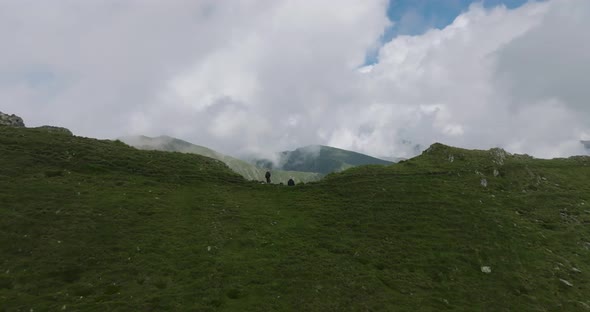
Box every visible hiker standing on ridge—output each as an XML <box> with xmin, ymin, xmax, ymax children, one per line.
<box><xmin>265</xmin><ymin>171</ymin><xmax>271</xmax><ymax>184</ymax></box>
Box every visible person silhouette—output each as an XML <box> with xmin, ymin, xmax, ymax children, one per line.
<box><xmin>265</xmin><ymin>171</ymin><xmax>271</xmax><ymax>184</ymax></box>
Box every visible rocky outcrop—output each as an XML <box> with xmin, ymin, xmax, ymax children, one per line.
<box><xmin>0</xmin><ymin>111</ymin><xmax>25</xmax><ymax>127</ymax></box>
<box><xmin>489</xmin><ymin>147</ymin><xmax>510</xmax><ymax>165</ymax></box>
<box><xmin>34</xmin><ymin>126</ymin><xmax>73</xmax><ymax>136</ymax></box>
<box><xmin>0</xmin><ymin>112</ymin><xmax>73</xmax><ymax>135</ymax></box>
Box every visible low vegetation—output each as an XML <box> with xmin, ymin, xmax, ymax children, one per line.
<box><xmin>1</xmin><ymin>126</ymin><xmax>589</xmax><ymax>311</ymax></box>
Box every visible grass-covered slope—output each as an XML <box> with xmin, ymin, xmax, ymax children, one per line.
<box><xmin>258</xmin><ymin>145</ymin><xmax>393</xmax><ymax>174</ymax></box>
<box><xmin>120</xmin><ymin>135</ymin><xmax>321</xmax><ymax>184</ymax></box>
<box><xmin>2</xmin><ymin>128</ymin><xmax>590</xmax><ymax>311</ymax></box>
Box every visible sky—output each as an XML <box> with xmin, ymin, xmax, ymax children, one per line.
<box><xmin>1</xmin><ymin>0</ymin><xmax>589</xmax><ymax>160</ymax></box>
<box><xmin>388</xmin><ymin>0</ymin><xmax>534</xmax><ymax>33</ymax></box>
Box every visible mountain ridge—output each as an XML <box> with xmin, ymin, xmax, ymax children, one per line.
<box><xmin>254</xmin><ymin>144</ymin><xmax>394</xmax><ymax>174</ymax></box>
<box><xmin>1</xmin><ymin>126</ymin><xmax>590</xmax><ymax>310</ymax></box>
<box><xmin>120</xmin><ymin>135</ymin><xmax>322</xmax><ymax>184</ymax></box>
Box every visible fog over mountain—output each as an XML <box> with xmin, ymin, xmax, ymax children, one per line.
<box><xmin>1</xmin><ymin>0</ymin><xmax>589</xmax><ymax>159</ymax></box>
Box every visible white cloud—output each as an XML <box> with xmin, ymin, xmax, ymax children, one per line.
<box><xmin>0</xmin><ymin>0</ymin><xmax>588</xmax><ymax>159</ymax></box>
<box><xmin>351</xmin><ymin>0</ymin><xmax>589</xmax><ymax>158</ymax></box>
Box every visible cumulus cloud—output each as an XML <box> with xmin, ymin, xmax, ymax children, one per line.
<box><xmin>0</xmin><ymin>0</ymin><xmax>588</xmax><ymax>159</ymax></box>
<box><xmin>355</xmin><ymin>0</ymin><xmax>589</xmax><ymax>158</ymax></box>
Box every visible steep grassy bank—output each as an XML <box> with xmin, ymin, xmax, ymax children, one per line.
<box><xmin>1</xmin><ymin>127</ymin><xmax>589</xmax><ymax>311</ymax></box>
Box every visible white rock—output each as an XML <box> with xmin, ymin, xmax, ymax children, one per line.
<box><xmin>490</xmin><ymin>148</ymin><xmax>509</xmax><ymax>165</ymax></box>
<box><xmin>481</xmin><ymin>179</ymin><xmax>488</xmax><ymax>187</ymax></box>
<box><xmin>560</xmin><ymin>279</ymin><xmax>573</xmax><ymax>287</ymax></box>
<box><xmin>481</xmin><ymin>266</ymin><xmax>492</xmax><ymax>273</ymax></box>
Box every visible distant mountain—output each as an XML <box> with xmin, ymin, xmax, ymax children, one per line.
<box><xmin>582</xmin><ymin>140</ymin><xmax>590</xmax><ymax>151</ymax></box>
<box><xmin>120</xmin><ymin>135</ymin><xmax>321</xmax><ymax>183</ymax></box>
<box><xmin>256</xmin><ymin>145</ymin><xmax>393</xmax><ymax>175</ymax></box>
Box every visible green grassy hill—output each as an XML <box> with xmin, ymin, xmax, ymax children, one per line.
<box><xmin>2</xmin><ymin>127</ymin><xmax>590</xmax><ymax>311</ymax></box>
<box><xmin>120</xmin><ymin>135</ymin><xmax>321</xmax><ymax>184</ymax></box>
<box><xmin>256</xmin><ymin>145</ymin><xmax>393</xmax><ymax>174</ymax></box>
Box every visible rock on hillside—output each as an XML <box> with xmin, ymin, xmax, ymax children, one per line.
<box><xmin>0</xmin><ymin>111</ymin><xmax>25</xmax><ymax>127</ymax></box>
<box><xmin>0</xmin><ymin>112</ymin><xmax>73</xmax><ymax>135</ymax></box>
<box><xmin>34</xmin><ymin>126</ymin><xmax>73</xmax><ymax>136</ymax></box>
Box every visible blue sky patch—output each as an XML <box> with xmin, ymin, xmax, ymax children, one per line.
<box><xmin>364</xmin><ymin>0</ymin><xmax>542</xmax><ymax>65</ymax></box>
<box><xmin>23</xmin><ymin>69</ymin><xmax>57</xmax><ymax>88</ymax></box>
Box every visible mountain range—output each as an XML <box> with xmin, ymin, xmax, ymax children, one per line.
<box><xmin>119</xmin><ymin>135</ymin><xmax>322</xmax><ymax>184</ymax></box>
<box><xmin>120</xmin><ymin>136</ymin><xmax>394</xmax><ymax>182</ymax></box>
<box><xmin>253</xmin><ymin>145</ymin><xmax>393</xmax><ymax>174</ymax></box>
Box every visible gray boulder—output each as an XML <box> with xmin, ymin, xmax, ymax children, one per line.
<box><xmin>0</xmin><ymin>111</ymin><xmax>25</xmax><ymax>127</ymax></box>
